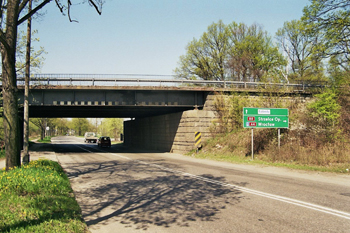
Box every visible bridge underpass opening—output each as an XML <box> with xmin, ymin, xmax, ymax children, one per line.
<box><xmin>13</xmin><ymin>80</ymin><xmax>313</xmax><ymax>153</ymax></box>
<box><xmin>23</xmin><ymin>107</ymin><xmax>200</xmax><ymax>153</ymax></box>
<box><xmin>17</xmin><ymin>86</ymin><xmax>210</xmax><ymax>153</ymax></box>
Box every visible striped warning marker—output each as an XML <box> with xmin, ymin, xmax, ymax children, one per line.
<box><xmin>195</xmin><ymin>131</ymin><xmax>201</xmax><ymax>148</ymax></box>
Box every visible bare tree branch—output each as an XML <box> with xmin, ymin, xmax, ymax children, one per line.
<box><xmin>17</xmin><ymin>0</ymin><xmax>103</xmax><ymax>25</ymax></box>
<box><xmin>18</xmin><ymin>0</ymin><xmax>30</xmax><ymax>15</ymax></box>
<box><xmin>54</xmin><ymin>0</ymin><xmax>64</xmax><ymax>13</ymax></box>
<box><xmin>17</xmin><ymin>0</ymin><xmax>52</xmax><ymax>25</ymax></box>
<box><xmin>88</xmin><ymin>0</ymin><xmax>102</xmax><ymax>15</ymax></box>
<box><xmin>67</xmin><ymin>0</ymin><xmax>78</xmax><ymax>22</ymax></box>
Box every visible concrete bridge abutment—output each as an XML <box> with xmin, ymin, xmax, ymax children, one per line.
<box><xmin>123</xmin><ymin>93</ymin><xmax>312</xmax><ymax>154</ymax></box>
<box><xmin>124</xmin><ymin>95</ymin><xmax>217</xmax><ymax>154</ymax></box>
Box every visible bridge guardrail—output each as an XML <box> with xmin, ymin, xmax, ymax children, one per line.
<box><xmin>1</xmin><ymin>74</ymin><xmax>328</xmax><ymax>91</ymax></box>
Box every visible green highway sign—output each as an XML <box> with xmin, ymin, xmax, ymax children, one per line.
<box><xmin>243</xmin><ymin>107</ymin><xmax>289</xmax><ymax>128</ymax></box>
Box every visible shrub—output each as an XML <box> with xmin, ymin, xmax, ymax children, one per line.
<box><xmin>207</xmin><ymin>89</ymin><xmax>350</xmax><ymax>166</ymax></box>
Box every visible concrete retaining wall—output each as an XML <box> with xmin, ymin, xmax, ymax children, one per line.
<box><xmin>124</xmin><ymin>94</ymin><xmax>217</xmax><ymax>153</ymax></box>
<box><xmin>123</xmin><ymin>94</ymin><xmax>311</xmax><ymax>154</ymax></box>
<box><xmin>124</xmin><ymin>113</ymin><xmax>182</xmax><ymax>152</ymax></box>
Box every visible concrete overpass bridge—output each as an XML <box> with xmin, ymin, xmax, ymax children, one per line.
<box><xmin>9</xmin><ymin>74</ymin><xmax>322</xmax><ymax>153</ymax></box>
<box><xmin>14</xmin><ymin>74</ymin><xmax>319</xmax><ymax>118</ymax></box>
<box><xmin>18</xmin><ymin>86</ymin><xmax>206</xmax><ymax>118</ymax></box>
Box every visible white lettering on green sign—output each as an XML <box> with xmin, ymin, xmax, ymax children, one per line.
<box><xmin>258</xmin><ymin>109</ymin><xmax>270</xmax><ymax>114</ymax></box>
<box><xmin>258</xmin><ymin>117</ymin><xmax>273</xmax><ymax>121</ymax></box>
<box><xmin>243</xmin><ymin>107</ymin><xmax>289</xmax><ymax>128</ymax></box>
<box><xmin>258</xmin><ymin>122</ymin><xmax>275</xmax><ymax>127</ymax></box>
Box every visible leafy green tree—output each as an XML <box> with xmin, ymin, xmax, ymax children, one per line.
<box><xmin>276</xmin><ymin>20</ymin><xmax>325</xmax><ymax>81</ymax></box>
<box><xmin>71</xmin><ymin>118</ymin><xmax>90</xmax><ymax>136</ymax></box>
<box><xmin>28</xmin><ymin>120</ymin><xmax>40</xmax><ymax>137</ymax></box>
<box><xmin>30</xmin><ymin>118</ymin><xmax>55</xmax><ymax>140</ymax></box>
<box><xmin>175</xmin><ymin>20</ymin><xmax>230</xmax><ymax>81</ymax></box>
<box><xmin>307</xmin><ymin>89</ymin><xmax>341</xmax><ymax>140</ymax></box>
<box><xmin>303</xmin><ymin>0</ymin><xmax>350</xmax><ymax>70</ymax></box>
<box><xmin>175</xmin><ymin>21</ymin><xmax>285</xmax><ymax>82</ymax></box>
<box><xmin>100</xmin><ymin>118</ymin><xmax>123</xmax><ymax>141</ymax></box>
<box><xmin>15</xmin><ymin>30</ymin><xmax>46</xmax><ymax>75</ymax></box>
<box><xmin>327</xmin><ymin>56</ymin><xmax>350</xmax><ymax>85</ymax></box>
<box><xmin>51</xmin><ymin>118</ymin><xmax>69</xmax><ymax>136</ymax></box>
<box><xmin>0</xmin><ymin>0</ymin><xmax>103</xmax><ymax>170</ymax></box>
<box><xmin>227</xmin><ymin>22</ymin><xmax>285</xmax><ymax>82</ymax></box>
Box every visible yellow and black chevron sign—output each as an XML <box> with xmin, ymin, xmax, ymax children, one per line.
<box><xmin>195</xmin><ymin>131</ymin><xmax>201</xmax><ymax>148</ymax></box>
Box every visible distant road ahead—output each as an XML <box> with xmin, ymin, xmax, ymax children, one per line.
<box><xmin>47</xmin><ymin>136</ymin><xmax>350</xmax><ymax>233</ymax></box>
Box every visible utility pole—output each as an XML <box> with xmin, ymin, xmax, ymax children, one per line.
<box><xmin>22</xmin><ymin>0</ymin><xmax>32</xmax><ymax>164</ymax></box>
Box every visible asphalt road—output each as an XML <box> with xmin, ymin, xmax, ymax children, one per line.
<box><xmin>44</xmin><ymin>136</ymin><xmax>350</xmax><ymax>232</ymax></box>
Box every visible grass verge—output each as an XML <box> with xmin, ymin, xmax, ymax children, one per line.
<box><xmin>188</xmin><ymin>150</ymin><xmax>350</xmax><ymax>173</ymax></box>
<box><xmin>0</xmin><ymin>159</ymin><xmax>89</xmax><ymax>232</ymax></box>
<box><xmin>37</xmin><ymin>137</ymin><xmax>51</xmax><ymax>143</ymax></box>
<box><xmin>190</xmin><ymin>130</ymin><xmax>350</xmax><ymax>174</ymax></box>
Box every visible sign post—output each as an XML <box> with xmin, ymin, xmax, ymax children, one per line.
<box><xmin>243</xmin><ymin>107</ymin><xmax>289</xmax><ymax>159</ymax></box>
<box><xmin>278</xmin><ymin>128</ymin><xmax>281</xmax><ymax>150</ymax></box>
<box><xmin>251</xmin><ymin>128</ymin><xmax>254</xmax><ymax>160</ymax></box>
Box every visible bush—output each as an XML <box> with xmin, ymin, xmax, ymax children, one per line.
<box><xmin>207</xmin><ymin>90</ymin><xmax>350</xmax><ymax>167</ymax></box>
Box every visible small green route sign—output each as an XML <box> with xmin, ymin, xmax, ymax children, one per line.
<box><xmin>243</xmin><ymin>107</ymin><xmax>289</xmax><ymax>128</ymax></box>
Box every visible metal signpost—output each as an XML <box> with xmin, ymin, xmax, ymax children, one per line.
<box><xmin>243</xmin><ymin>107</ymin><xmax>289</xmax><ymax>159</ymax></box>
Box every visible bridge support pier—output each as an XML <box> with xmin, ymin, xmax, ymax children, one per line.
<box><xmin>124</xmin><ymin>95</ymin><xmax>216</xmax><ymax>154</ymax></box>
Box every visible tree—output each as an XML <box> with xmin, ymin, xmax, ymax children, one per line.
<box><xmin>100</xmin><ymin>118</ymin><xmax>123</xmax><ymax>141</ymax></box>
<box><xmin>276</xmin><ymin>20</ymin><xmax>325</xmax><ymax>81</ymax></box>
<box><xmin>16</xmin><ymin>30</ymin><xmax>46</xmax><ymax>75</ymax></box>
<box><xmin>71</xmin><ymin>118</ymin><xmax>90</xmax><ymax>136</ymax></box>
<box><xmin>227</xmin><ymin>22</ymin><xmax>285</xmax><ymax>82</ymax></box>
<box><xmin>55</xmin><ymin>118</ymin><xmax>69</xmax><ymax>135</ymax></box>
<box><xmin>45</xmin><ymin>118</ymin><xmax>69</xmax><ymax>136</ymax></box>
<box><xmin>303</xmin><ymin>0</ymin><xmax>350</xmax><ymax>70</ymax></box>
<box><xmin>30</xmin><ymin>118</ymin><xmax>53</xmax><ymax>140</ymax></box>
<box><xmin>0</xmin><ymin>0</ymin><xmax>103</xmax><ymax>170</ymax></box>
<box><xmin>174</xmin><ymin>20</ymin><xmax>230</xmax><ymax>81</ymax></box>
<box><xmin>328</xmin><ymin>56</ymin><xmax>350</xmax><ymax>85</ymax></box>
<box><xmin>23</xmin><ymin>0</ymin><xmax>33</xmax><ymax>164</ymax></box>
<box><xmin>307</xmin><ymin>89</ymin><xmax>341</xmax><ymax>140</ymax></box>
<box><xmin>175</xmin><ymin>21</ymin><xmax>285</xmax><ymax>82</ymax></box>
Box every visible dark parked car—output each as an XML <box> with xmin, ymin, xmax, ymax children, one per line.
<box><xmin>97</xmin><ymin>136</ymin><xmax>111</xmax><ymax>148</ymax></box>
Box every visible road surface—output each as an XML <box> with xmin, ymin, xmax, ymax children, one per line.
<box><xmin>37</xmin><ymin>136</ymin><xmax>350</xmax><ymax>232</ymax></box>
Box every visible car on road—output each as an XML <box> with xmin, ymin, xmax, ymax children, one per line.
<box><xmin>97</xmin><ymin>136</ymin><xmax>111</xmax><ymax>148</ymax></box>
<box><xmin>84</xmin><ymin>132</ymin><xmax>98</xmax><ymax>143</ymax></box>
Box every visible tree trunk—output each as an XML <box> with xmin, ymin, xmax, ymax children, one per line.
<box><xmin>1</xmin><ymin>1</ymin><xmax>21</xmax><ymax>170</ymax></box>
<box><xmin>23</xmin><ymin>0</ymin><xmax>33</xmax><ymax>163</ymax></box>
<box><xmin>41</xmin><ymin>124</ymin><xmax>45</xmax><ymax>140</ymax></box>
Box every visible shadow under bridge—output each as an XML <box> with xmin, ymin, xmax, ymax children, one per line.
<box><xmin>17</xmin><ymin>86</ymin><xmax>208</xmax><ymax>118</ymax></box>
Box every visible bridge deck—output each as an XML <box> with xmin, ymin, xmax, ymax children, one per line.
<box><xmin>17</xmin><ymin>86</ymin><xmax>208</xmax><ymax>118</ymax></box>
<box><xmin>14</xmin><ymin>84</ymin><xmax>317</xmax><ymax>118</ymax></box>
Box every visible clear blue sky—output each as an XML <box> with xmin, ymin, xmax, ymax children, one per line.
<box><xmin>29</xmin><ymin>0</ymin><xmax>311</xmax><ymax>75</ymax></box>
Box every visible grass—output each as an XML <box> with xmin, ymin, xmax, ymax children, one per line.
<box><xmin>37</xmin><ymin>137</ymin><xmax>51</xmax><ymax>143</ymax></box>
<box><xmin>190</xmin><ymin>129</ymin><xmax>350</xmax><ymax>174</ymax></box>
<box><xmin>0</xmin><ymin>159</ymin><xmax>89</xmax><ymax>233</ymax></box>
<box><xmin>188</xmin><ymin>150</ymin><xmax>350</xmax><ymax>173</ymax></box>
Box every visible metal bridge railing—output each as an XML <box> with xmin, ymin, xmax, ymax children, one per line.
<box><xmin>2</xmin><ymin>74</ymin><xmax>327</xmax><ymax>91</ymax></box>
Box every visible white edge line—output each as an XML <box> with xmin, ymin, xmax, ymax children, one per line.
<box><xmin>75</xmin><ymin>146</ymin><xmax>350</xmax><ymax>221</ymax></box>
